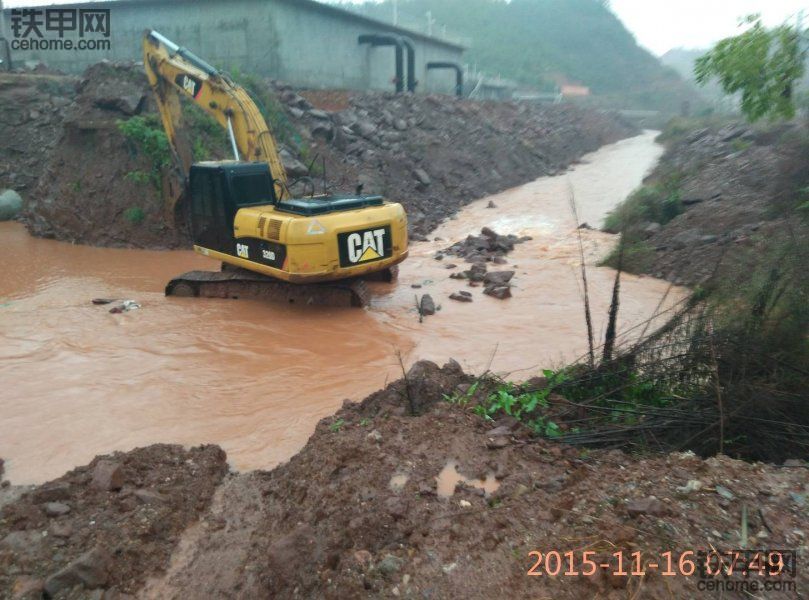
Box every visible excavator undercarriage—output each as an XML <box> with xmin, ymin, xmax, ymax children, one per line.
<box><xmin>166</xmin><ymin>264</ymin><xmax>398</xmax><ymax>307</ymax></box>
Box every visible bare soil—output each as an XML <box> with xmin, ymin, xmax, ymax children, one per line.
<box><xmin>0</xmin><ymin>444</ymin><xmax>226</xmax><ymax>599</ymax></box>
<box><xmin>2</xmin><ymin>363</ymin><xmax>806</xmax><ymax>599</ymax></box>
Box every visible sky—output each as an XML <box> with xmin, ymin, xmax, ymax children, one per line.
<box><xmin>608</xmin><ymin>0</ymin><xmax>807</xmax><ymax>55</ymax></box>
<box><xmin>2</xmin><ymin>0</ymin><xmax>807</xmax><ymax>56</ymax></box>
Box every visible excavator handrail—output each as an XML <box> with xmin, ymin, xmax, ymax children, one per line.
<box><xmin>142</xmin><ymin>30</ymin><xmax>289</xmax><ymax>222</ymax></box>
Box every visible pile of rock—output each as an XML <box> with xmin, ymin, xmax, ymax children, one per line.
<box><xmin>438</xmin><ymin>227</ymin><xmax>530</xmax><ymax>264</ymax></box>
<box><xmin>439</xmin><ymin>227</ymin><xmax>529</xmax><ymax>301</ymax></box>
<box><xmin>268</xmin><ymin>80</ymin><xmax>636</xmax><ymax>239</ymax></box>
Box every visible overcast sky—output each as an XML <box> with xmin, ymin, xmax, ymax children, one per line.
<box><xmin>609</xmin><ymin>0</ymin><xmax>806</xmax><ymax>55</ymax></box>
<box><xmin>2</xmin><ymin>0</ymin><xmax>807</xmax><ymax>56</ymax></box>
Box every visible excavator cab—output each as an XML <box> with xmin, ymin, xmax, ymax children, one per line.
<box><xmin>189</xmin><ymin>161</ymin><xmax>274</xmax><ymax>254</ymax></box>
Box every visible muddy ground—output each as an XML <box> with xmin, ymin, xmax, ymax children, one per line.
<box><xmin>0</xmin><ymin>444</ymin><xmax>226</xmax><ymax>599</ymax></box>
<box><xmin>2</xmin><ymin>362</ymin><xmax>806</xmax><ymax>599</ymax></box>
<box><xmin>1</xmin><ymin>62</ymin><xmax>636</xmax><ymax>248</ymax></box>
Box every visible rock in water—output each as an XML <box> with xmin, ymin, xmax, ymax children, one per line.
<box><xmin>449</xmin><ymin>291</ymin><xmax>473</xmax><ymax>302</ymax></box>
<box><xmin>0</xmin><ymin>190</ymin><xmax>22</xmax><ymax>221</ymax></box>
<box><xmin>483</xmin><ymin>271</ymin><xmax>515</xmax><ymax>286</ymax></box>
<box><xmin>484</xmin><ymin>285</ymin><xmax>512</xmax><ymax>300</ymax></box>
<box><xmin>420</xmin><ymin>294</ymin><xmax>436</xmax><ymax>316</ymax></box>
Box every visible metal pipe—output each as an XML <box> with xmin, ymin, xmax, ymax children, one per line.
<box><xmin>358</xmin><ymin>34</ymin><xmax>404</xmax><ymax>93</ymax></box>
<box><xmin>399</xmin><ymin>37</ymin><xmax>416</xmax><ymax>92</ymax></box>
<box><xmin>426</xmin><ymin>61</ymin><xmax>464</xmax><ymax>98</ymax></box>
<box><xmin>226</xmin><ymin>116</ymin><xmax>240</xmax><ymax>160</ymax></box>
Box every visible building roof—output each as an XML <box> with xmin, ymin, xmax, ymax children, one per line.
<box><xmin>2</xmin><ymin>0</ymin><xmax>467</xmax><ymax>51</ymax></box>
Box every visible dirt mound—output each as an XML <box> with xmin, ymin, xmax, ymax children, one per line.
<box><xmin>18</xmin><ymin>62</ymin><xmax>191</xmax><ymax>249</ymax></box>
<box><xmin>7</xmin><ymin>61</ymin><xmax>636</xmax><ymax>248</ymax></box>
<box><xmin>0</xmin><ymin>73</ymin><xmax>75</xmax><ymax>196</ymax></box>
<box><xmin>244</xmin><ymin>362</ymin><xmax>807</xmax><ymax>598</ymax></box>
<box><xmin>0</xmin><ymin>444</ymin><xmax>226</xmax><ymax>599</ymax></box>
<box><xmin>2</xmin><ymin>364</ymin><xmax>806</xmax><ymax>598</ymax></box>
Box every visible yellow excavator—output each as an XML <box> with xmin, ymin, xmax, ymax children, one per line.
<box><xmin>142</xmin><ymin>30</ymin><xmax>408</xmax><ymax>306</ymax></box>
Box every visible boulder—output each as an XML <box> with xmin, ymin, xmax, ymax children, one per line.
<box><xmin>44</xmin><ymin>547</ymin><xmax>113</xmax><ymax>596</ymax></box>
<box><xmin>91</xmin><ymin>460</ymin><xmax>124</xmax><ymax>491</ymax></box>
<box><xmin>32</xmin><ymin>481</ymin><xmax>71</xmax><ymax>503</ymax></box>
<box><xmin>351</xmin><ymin>120</ymin><xmax>377</xmax><ymax>139</ymax></box>
<box><xmin>484</xmin><ymin>285</ymin><xmax>512</xmax><ymax>300</ymax></box>
<box><xmin>311</xmin><ymin>121</ymin><xmax>333</xmax><ymax>140</ymax></box>
<box><xmin>483</xmin><ymin>271</ymin><xmax>515</xmax><ymax>286</ymax></box>
<box><xmin>413</xmin><ymin>168</ymin><xmax>431</xmax><ymax>186</ymax></box>
<box><xmin>419</xmin><ymin>294</ymin><xmax>436</xmax><ymax>316</ymax></box>
<box><xmin>279</xmin><ymin>149</ymin><xmax>309</xmax><ymax>178</ymax></box>
<box><xmin>307</xmin><ymin>109</ymin><xmax>331</xmax><ymax>120</ymax></box>
<box><xmin>44</xmin><ymin>502</ymin><xmax>71</xmax><ymax>517</ymax></box>
<box><xmin>642</xmin><ymin>222</ymin><xmax>661</xmax><ymax>237</ymax></box>
<box><xmin>0</xmin><ymin>190</ymin><xmax>23</xmax><ymax>221</ymax></box>
<box><xmin>94</xmin><ymin>94</ymin><xmax>144</xmax><ymax>115</ymax></box>
<box><xmin>449</xmin><ymin>292</ymin><xmax>473</xmax><ymax>303</ymax></box>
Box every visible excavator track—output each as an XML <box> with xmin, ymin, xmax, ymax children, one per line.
<box><xmin>165</xmin><ymin>268</ymin><xmax>371</xmax><ymax>308</ymax></box>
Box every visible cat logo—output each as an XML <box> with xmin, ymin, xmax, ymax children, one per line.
<box><xmin>236</xmin><ymin>243</ymin><xmax>249</xmax><ymax>258</ymax></box>
<box><xmin>174</xmin><ymin>74</ymin><xmax>202</xmax><ymax>99</ymax></box>
<box><xmin>338</xmin><ymin>226</ymin><xmax>391</xmax><ymax>267</ymax></box>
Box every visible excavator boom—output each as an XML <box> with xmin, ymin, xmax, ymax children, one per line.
<box><xmin>143</xmin><ymin>30</ymin><xmax>288</xmax><ymax>212</ymax></box>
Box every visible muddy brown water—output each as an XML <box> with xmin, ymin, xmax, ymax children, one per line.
<box><xmin>1</xmin><ymin>131</ymin><xmax>680</xmax><ymax>484</ymax></box>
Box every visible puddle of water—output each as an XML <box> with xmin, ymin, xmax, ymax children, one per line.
<box><xmin>435</xmin><ymin>459</ymin><xmax>500</xmax><ymax>498</ymax></box>
<box><xmin>389</xmin><ymin>473</ymin><xmax>409</xmax><ymax>492</ymax></box>
<box><xmin>0</xmin><ymin>131</ymin><xmax>681</xmax><ymax>485</ymax></box>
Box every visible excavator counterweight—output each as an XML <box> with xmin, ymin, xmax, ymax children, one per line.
<box><xmin>142</xmin><ymin>30</ymin><xmax>408</xmax><ymax>306</ymax></box>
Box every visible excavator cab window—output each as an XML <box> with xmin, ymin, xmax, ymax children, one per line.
<box><xmin>229</xmin><ymin>170</ymin><xmax>275</xmax><ymax>207</ymax></box>
<box><xmin>189</xmin><ymin>164</ymin><xmax>233</xmax><ymax>253</ymax></box>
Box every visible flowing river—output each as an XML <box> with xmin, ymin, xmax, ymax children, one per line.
<box><xmin>0</xmin><ymin>130</ymin><xmax>679</xmax><ymax>484</ymax></box>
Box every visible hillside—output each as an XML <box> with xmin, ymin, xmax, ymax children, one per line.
<box><xmin>348</xmin><ymin>0</ymin><xmax>699</xmax><ymax>113</ymax></box>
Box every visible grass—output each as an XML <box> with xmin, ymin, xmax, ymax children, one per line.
<box><xmin>181</xmin><ymin>101</ymin><xmax>228</xmax><ymax>161</ymax></box>
<box><xmin>603</xmin><ymin>176</ymin><xmax>684</xmax><ymax>234</ymax></box>
<box><xmin>600</xmin><ymin>171</ymin><xmax>685</xmax><ymax>274</ymax></box>
<box><xmin>124</xmin><ymin>170</ymin><xmax>151</xmax><ymax>186</ymax></box>
<box><xmin>601</xmin><ymin>240</ymin><xmax>656</xmax><ymax>273</ymax></box>
<box><xmin>123</xmin><ymin>206</ymin><xmax>145</xmax><ymax>225</ymax></box>
<box><xmin>117</xmin><ymin>115</ymin><xmax>172</xmax><ymax>189</ymax></box>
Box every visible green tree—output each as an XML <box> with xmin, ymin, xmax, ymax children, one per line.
<box><xmin>695</xmin><ymin>15</ymin><xmax>807</xmax><ymax>121</ymax></box>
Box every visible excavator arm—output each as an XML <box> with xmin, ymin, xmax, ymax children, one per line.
<box><xmin>142</xmin><ymin>30</ymin><xmax>288</xmax><ymax>220</ymax></box>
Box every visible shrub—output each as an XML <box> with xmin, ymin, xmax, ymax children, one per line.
<box><xmin>123</xmin><ymin>206</ymin><xmax>145</xmax><ymax>224</ymax></box>
<box><xmin>117</xmin><ymin>116</ymin><xmax>172</xmax><ymax>189</ymax></box>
